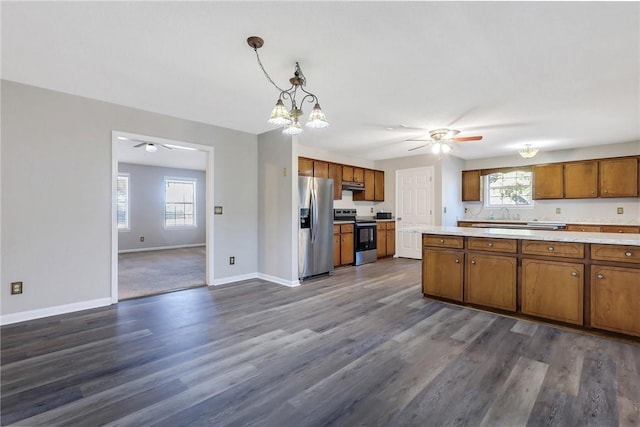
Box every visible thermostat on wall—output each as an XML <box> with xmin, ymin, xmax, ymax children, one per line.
<box><xmin>214</xmin><ymin>206</ymin><xmax>223</xmax><ymax>215</ymax></box>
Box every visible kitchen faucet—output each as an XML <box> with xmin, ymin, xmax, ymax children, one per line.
<box><xmin>500</xmin><ymin>207</ymin><xmax>510</xmax><ymax>220</ymax></box>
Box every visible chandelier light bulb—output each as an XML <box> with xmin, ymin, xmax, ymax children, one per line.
<box><xmin>268</xmin><ymin>99</ymin><xmax>292</xmax><ymax>126</ymax></box>
<box><xmin>431</xmin><ymin>143</ymin><xmax>442</xmax><ymax>154</ymax></box>
<box><xmin>145</xmin><ymin>143</ymin><xmax>158</xmax><ymax>153</ymax></box>
<box><xmin>441</xmin><ymin>143</ymin><xmax>452</xmax><ymax>153</ymax></box>
<box><xmin>306</xmin><ymin>103</ymin><xmax>329</xmax><ymax>129</ymax></box>
<box><xmin>282</xmin><ymin>118</ymin><xmax>303</xmax><ymax>135</ymax></box>
<box><xmin>519</xmin><ymin>144</ymin><xmax>539</xmax><ymax>158</ymax></box>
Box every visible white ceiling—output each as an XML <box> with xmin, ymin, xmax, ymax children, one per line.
<box><xmin>2</xmin><ymin>2</ymin><xmax>639</xmax><ymax>161</ymax></box>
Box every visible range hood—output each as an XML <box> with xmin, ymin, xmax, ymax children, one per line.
<box><xmin>342</xmin><ymin>181</ymin><xmax>365</xmax><ymax>191</ymax></box>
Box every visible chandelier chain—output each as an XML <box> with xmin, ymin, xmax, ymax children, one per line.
<box><xmin>252</xmin><ymin>48</ymin><xmax>287</xmax><ymax>93</ymax></box>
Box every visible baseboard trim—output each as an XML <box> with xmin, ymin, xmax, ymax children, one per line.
<box><xmin>257</xmin><ymin>273</ymin><xmax>300</xmax><ymax>288</ymax></box>
<box><xmin>0</xmin><ymin>297</ymin><xmax>113</xmax><ymax>326</ymax></box>
<box><xmin>211</xmin><ymin>273</ymin><xmax>258</xmax><ymax>286</ymax></box>
<box><xmin>119</xmin><ymin>244</ymin><xmax>205</xmax><ymax>254</ymax></box>
<box><xmin>210</xmin><ymin>272</ymin><xmax>300</xmax><ymax>288</ymax></box>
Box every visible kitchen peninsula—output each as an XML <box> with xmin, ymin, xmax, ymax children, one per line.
<box><xmin>414</xmin><ymin>226</ymin><xmax>640</xmax><ymax>339</ymax></box>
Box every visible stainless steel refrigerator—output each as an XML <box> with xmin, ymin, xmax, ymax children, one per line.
<box><xmin>299</xmin><ymin>176</ymin><xmax>334</xmax><ymax>280</ymax></box>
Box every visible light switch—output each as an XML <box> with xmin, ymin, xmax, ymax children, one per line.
<box><xmin>214</xmin><ymin>206</ymin><xmax>223</xmax><ymax>215</ymax></box>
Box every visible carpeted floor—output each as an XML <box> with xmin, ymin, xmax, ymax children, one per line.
<box><xmin>118</xmin><ymin>246</ymin><xmax>206</xmax><ymax>300</ymax></box>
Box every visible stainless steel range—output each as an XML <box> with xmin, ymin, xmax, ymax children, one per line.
<box><xmin>334</xmin><ymin>209</ymin><xmax>377</xmax><ymax>266</ymax></box>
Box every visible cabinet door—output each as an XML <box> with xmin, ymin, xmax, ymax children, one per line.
<box><xmin>353</xmin><ymin>168</ymin><xmax>364</xmax><ymax>183</ymax></box>
<box><xmin>298</xmin><ymin>157</ymin><xmax>313</xmax><ymax>176</ymax></box>
<box><xmin>333</xmin><ymin>233</ymin><xmax>341</xmax><ymax>267</ymax></box>
<box><xmin>462</xmin><ymin>170</ymin><xmax>481</xmax><ymax>202</ymax></box>
<box><xmin>422</xmin><ymin>249</ymin><xmax>464</xmax><ymax>302</ymax></box>
<box><xmin>591</xmin><ymin>265</ymin><xmax>640</xmax><ymax>337</ymax></box>
<box><xmin>313</xmin><ymin>160</ymin><xmax>329</xmax><ymax>178</ymax></box>
<box><xmin>521</xmin><ymin>259</ymin><xmax>584</xmax><ymax>325</ymax></box>
<box><xmin>328</xmin><ymin>163</ymin><xmax>342</xmax><ymax>200</ymax></box>
<box><xmin>564</xmin><ymin>161</ymin><xmax>598</xmax><ymax>198</ymax></box>
<box><xmin>533</xmin><ymin>164</ymin><xmax>564</xmax><ymax>199</ymax></box>
<box><xmin>342</xmin><ymin>165</ymin><xmax>354</xmax><ymax>182</ymax></box>
<box><xmin>466</xmin><ymin>254</ymin><xmax>517</xmax><ymax>312</ymax></box>
<box><xmin>386</xmin><ymin>228</ymin><xmax>395</xmax><ymax>256</ymax></box>
<box><xmin>599</xmin><ymin>158</ymin><xmax>638</xmax><ymax>197</ymax></box>
<box><xmin>376</xmin><ymin>223</ymin><xmax>387</xmax><ymax>258</ymax></box>
<box><xmin>340</xmin><ymin>232</ymin><xmax>354</xmax><ymax>265</ymax></box>
<box><xmin>374</xmin><ymin>170</ymin><xmax>385</xmax><ymax>201</ymax></box>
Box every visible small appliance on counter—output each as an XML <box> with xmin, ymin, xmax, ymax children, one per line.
<box><xmin>376</xmin><ymin>212</ymin><xmax>392</xmax><ymax>220</ymax></box>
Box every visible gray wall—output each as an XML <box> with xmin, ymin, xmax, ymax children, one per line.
<box><xmin>1</xmin><ymin>80</ymin><xmax>258</xmax><ymax>320</ymax></box>
<box><xmin>257</xmin><ymin>130</ymin><xmax>298</xmax><ymax>285</ymax></box>
<box><xmin>118</xmin><ymin>163</ymin><xmax>206</xmax><ymax>251</ymax></box>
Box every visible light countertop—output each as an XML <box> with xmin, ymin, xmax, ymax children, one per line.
<box><xmin>459</xmin><ymin>218</ymin><xmax>640</xmax><ymax>226</ymax></box>
<box><xmin>404</xmin><ymin>225</ymin><xmax>640</xmax><ymax>246</ymax></box>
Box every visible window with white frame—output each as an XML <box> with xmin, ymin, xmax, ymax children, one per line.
<box><xmin>117</xmin><ymin>174</ymin><xmax>130</xmax><ymax>230</ymax></box>
<box><xmin>165</xmin><ymin>178</ymin><xmax>196</xmax><ymax>227</ymax></box>
<box><xmin>486</xmin><ymin>169</ymin><xmax>533</xmax><ymax>207</ymax></box>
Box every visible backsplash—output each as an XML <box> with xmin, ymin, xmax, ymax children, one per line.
<box><xmin>334</xmin><ymin>190</ymin><xmax>383</xmax><ymax>217</ymax></box>
<box><xmin>462</xmin><ymin>198</ymin><xmax>640</xmax><ymax>224</ymax></box>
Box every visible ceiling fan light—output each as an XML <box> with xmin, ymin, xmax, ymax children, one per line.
<box><xmin>145</xmin><ymin>143</ymin><xmax>158</xmax><ymax>153</ymax></box>
<box><xmin>282</xmin><ymin>118</ymin><xmax>303</xmax><ymax>135</ymax></box>
<box><xmin>519</xmin><ymin>144</ymin><xmax>539</xmax><ymax>158</ymax></box>
<box><xmin>268</xmin><ymin>99</ymin><xmax>292</xmax><ymax>126</ymax></box>
<box><xmin>431</xmin><ymin>143</ymin><xmax>442</xmax><ymax>154</ymax></box>
<box><xmin>305</xmin><ymin>103</ymin><xmax>329</xmax><ymax>129</ymax></box>
<box><xmin>441</xmin><ymin>143</ymin><xmax>452</xmax><ymax>153</ymax></box>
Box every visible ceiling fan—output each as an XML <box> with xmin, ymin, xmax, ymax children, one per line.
<box><xmin>405</xmin><ymin>128</ymin><xmax>483</xmax><ymax>154</ymax></box>
<box><xmin>125</xmin><ymin>138</ymin><xmax>173</xmax><ymax>153</ymax></box>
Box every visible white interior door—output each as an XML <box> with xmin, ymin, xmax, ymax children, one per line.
<box><xmin>395</xmin><ymin>166</ymin><xmax>435</xmax><ymax>259</ymax></box>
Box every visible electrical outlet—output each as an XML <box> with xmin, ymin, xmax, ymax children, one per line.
<box><xmin>617</xmin><ymin>207</ymin><xmax>624</xmax><ymax>214</ymax></box>
<box><xmin>464</xmin><ymin>208</ymin><xmax>468</xmax><ymax>214</ymax></box>
<box><xmin>283</xmin><ymin>168</ymin><xmax>287</xmax><ymax>177</ymax></box>
<box><xmin>555</xmin><ymin>208</ymin><xmax>561</xmax><ymax>214</ymax></box>
<box><xmin>443</xmin><ymin>207</ymin><xmax>447</xmax><ymax>213</ymax></box>
<box><xmin>140</xmin><ymin>236</ymin><xmax>144</xmax><ymax>242</ymax></box>
<box><xmin>11</xmin><ymin>282</ymin><xmax>23</xmax><ymax>295</ymax></box>
<box><xmin>229</xmin><ymin>256</ymin><xmax>235</xmax><ymax>265</ymax></box>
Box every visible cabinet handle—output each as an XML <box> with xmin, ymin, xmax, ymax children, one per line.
<box><xmin>604</xmin><ymin>189</ymin><xmax>608</xmax><ymax>193</ymax></box>
<box><xmin>471</xmin><ymin>260</ymin><xmax>476</xmax><ymax>265</ymax></box>
<box><xmin>455</xmin><ymin>259</ymin><xmax>460</xmax><ymax>263</ymax></box>
<box><xmin>439</xmin><ymin>239</ymin><xmax>444</xmax><ymax>243</ymax></box>
<box><xmin>619</xmin><ymin>230</ymin><xmax>623</xmax><ymax>233</ymax></box>
<box><xmin>548</xmin><ymin>246</ymin><xmax>554</xmax><ymax>251</ymax></box>
<box><xmin>571</xmin><ymin>271</ymin><xmax>578</xmax><ymax>277</ymax></box>
<box><xmin>487</xmin><ymin>242</ymin><xmax>493</xmax><ymax>247</ymax></box>
<box><xmin>625</xmin><ymin>251</ymin><xmax>633</xmax><ymax>257</ymax></box>
<box><xmin>597</xmin><ymin>273</ymin><xmax>604</xmax><ymax>279</ymax></box>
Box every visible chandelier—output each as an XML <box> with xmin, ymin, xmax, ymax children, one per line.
<box><xmin>247</xmin><ymin>36</ymin><xmax>329</xmax><ymax>135</ymax></box>
<box><xmin>519</xmin><ymin>144</ymin><xmax>539</xmax><ymax>158</ymax></box>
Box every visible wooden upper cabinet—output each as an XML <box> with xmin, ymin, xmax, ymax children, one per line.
<box><xmin>374</xmin><ymin>170</ymin><xmax>385</xmax><ymax>201</ymax></box>
<box><xmin>564</xmin><ymin>160</ymin><xmax>598</xmax><ymax>198</ymax></box>
<box><xmin>328</xmin><ymin>163</ymin><xmax>342</xmax><ymax>200</ymax></box>
<box><xmin>462</xmin><ymin>170</ymin><xmax>481</xmax><ymax>202</ymax></box>
<box><xmin>353</xmin><ymin>168</ymin><xmax>364</xmax><ymax>183</ymax></box>
<box><xmin>313</xmin><ymin>160</ymin><xmax>329</xmax><ymax>179</ymax></box>
<box><xmin>533</xmin><ymin>164</ymin><xmax>564</xmax><ymax>199</ymax></box>
<box><xmin>599</xmin><ymin>157</ymin><xmax>638</xmax><ymax>197</ymax></box>
<box><xmin>354</xmin><ymin>169</ymin><xmax>375</xmax><ymax>201</ymax></box>
<box><xmin>342</xmin><ymin>165</ymin><xmax>354</xmax><ymax>182</ymax></box>
<box><xmin>298</xmin><ymin>157</ymin><xmax>313</xmax><ymax>177</ymax></box>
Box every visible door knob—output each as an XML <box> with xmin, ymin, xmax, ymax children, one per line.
<box><xmin>397</xmin><ymin>217</ymin><xmax>402</xmax><ymax>221</ymax></box>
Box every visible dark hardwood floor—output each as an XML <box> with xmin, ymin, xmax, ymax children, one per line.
<box><xmin>1</xmin><ymin>258</ymin><xmax>639</xmax><ymax>426</ymax></box>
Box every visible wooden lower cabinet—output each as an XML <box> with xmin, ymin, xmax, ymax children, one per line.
<box><xmin>333</xmin><ymin>224</ymin><xmax>354</xmax><ymax>267</ymax></box>
<box><xmin>466</xmin><ymin>253</ymin><xmax>517</xmax><ymax>312</ymax></box>
<box><xmin>521</xmin><ymin>258</ymin><xmax>584</xmax><ymax>325</ymax></box>
<box><xmin>422</xmin><ymin>249</ymin><xmax>464</xmax><ymax>302</ymax></box>
<box><xmin>376</xmin><ymin>222</ymin><xmax>395</xmax><ymax>258</ymax></box>
<box><xmin>591</xmin><ymin>265</ymin><xmax>640</xmax><ymax>337</ymax></box>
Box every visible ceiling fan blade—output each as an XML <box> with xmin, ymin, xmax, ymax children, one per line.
<box><xmin>452</xmin><ymin>136</ymin><xmax>483</xmax><ymax>142</ymax></box>
<box><xmin>408</xmin><ymin>144</ymin><xmax>429</xmax><ymax>152</ymax></box>
<box><xmin>133</xmin><ymin>143</ymin><xmax>146</xmax><ymax>148</ymax></box>
<box><xmin>386</xmin><ymin>124</ymin><xmax>425</xmax><ymax>131</ymax></box>
<box><xmin>404</xmin><ymin>138</ymin><xmax>431</xmax><ymax>142</ymax></box>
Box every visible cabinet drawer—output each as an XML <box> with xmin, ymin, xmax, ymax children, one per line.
<box><xmin>340</xmin><ymin>224</ymin><xmax>354</xmax><ymax>233</ymax></box>
<box><xmin>423</xmin><ymin>235</ymin><xmax>464</xmax><ymax>249</ymax></box>
<box><xmin>567</xmin><ymin>224</ymin><xmax>602</xmax><ymax>232</ymax></box>
<box><xmin>591</xmin><ymin>244</ymin><xmax>640</xmax><ymax>264</ymax></box>
<box><xmin>376</xmin><ymin>223</ymin><xmax>386</xmax><ymax>232</ymax></box>
<box><xmin>333</xmin><ymin>225</ymin><xmax>340</xmax><ymax>234</ymax></box>
<box><xmin>600</xmin><ymin>225</ymin><xmax>640</xmax><ymax>234</ymax></box>
<box><xmin>467</xmin><ymin>237</ymin><xmax>517</xmax><ymax>253</ymax></box>
<box><xmin>522</xmin><ymin>240</ymin><xmax>584</xmax><ymax>258</ymax></box>
<box><xmin>386</xmin><ymin>221</ymin><xmax>395</xmax><ymax>230</ymax></box>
